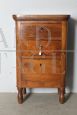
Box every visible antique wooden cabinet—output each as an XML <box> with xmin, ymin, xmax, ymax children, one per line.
<box><xmin>13</xmin><ymin>15</ymin><xmax>70</xmax><ymax>104</ymax></box>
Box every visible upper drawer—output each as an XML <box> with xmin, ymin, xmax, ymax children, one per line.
<box><xmin>19</xmin><ymin>22</ymin><xmax>62</xmax><ymax>41</ymax></box>
<box><xmin>18</xmin><ymin>40</ymin><xmax>61</xmax><ymax>57</ymax></box>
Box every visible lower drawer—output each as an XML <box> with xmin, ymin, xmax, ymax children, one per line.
<box><xmin>21</xmin><ymin>57</ymin><xmax>65</xmax><ymax>75</ymax></box>
<box><xmin>19</xmin><ymin>56</ymin><xmax>65</xmax><ymax>86</ymax></box>
<box><xmin>21</xmin><ymin>74</ymin><xmax>64</xmax><ymax>88</ymax></box>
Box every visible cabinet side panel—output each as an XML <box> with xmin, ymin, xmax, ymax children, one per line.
<box><xmin>16</xmin><ymin>21</ymin><xmax>22</xmax><ymax>87</ymax></box>
<box><xmin>61</xmin><ymin>21</ymin><xmax>68</xmax><ymax>87</ymax></box>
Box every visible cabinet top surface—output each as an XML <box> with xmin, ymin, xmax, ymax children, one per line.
<box><xmin>13</xmin><ymin>15</ymin><xmax>70</xmax><ymax>21</ymax></box>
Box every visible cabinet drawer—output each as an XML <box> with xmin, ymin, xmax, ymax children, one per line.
<box><xmin>21</xmin><ymin>75</ymin><xmax>63</xmax><ymax>87</ymax></box>
<box><xmin>19</xmin><ymin>22</ymin><xmax>62</xmax><ymax>41</ymax></box>
<box><xmin>19</xmin><ymin>40</ymin><xmax>61</xmax><ymax>56</ymax></box>
<box><xmin>21</xmin><ymin>57</ymin><xmax>65</xmax><ymax>83</ymax></box>
<box><xmin>21</xmin><ymin>57</ymin><xmax>65</xmax><ymax>75</ymax></box>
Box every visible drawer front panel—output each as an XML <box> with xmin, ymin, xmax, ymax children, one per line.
<box><xmin>21</xmin><ymin>57</ymin><xmax>65</xmax><ymax>77</ymax></box>
<box><xmin>22</xmin><ymin>59</ymin><xmax>61</xmax><ymax>74</ymax></box>
<box><xmin>19</xmin><ymin>40</ymin><xmax>61</xmax><ymax>56</ymax></box>
<box><xmin>21</xmin><ymin>75</ymin><xmax>63</xmax><ymax>88</ymax></box>
<box><xmin>19</xmin><ymin>22</ymin><xmax>62</xmax><ymax>41</ymax></box>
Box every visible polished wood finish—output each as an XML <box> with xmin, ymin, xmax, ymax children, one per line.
<box><xmin>17</xmin><ymin>87</ymin><xmax>23</xmax><ymax>104</ymax></box>
<box><xmin>13</xmin><ymin>15</ymin><xmax>70</xmax><ymax>21</ymax></box>
<box><xmin>13</xmin><ymin>15</ymin><xmax>70</xmax><ymax>104</ymax></box>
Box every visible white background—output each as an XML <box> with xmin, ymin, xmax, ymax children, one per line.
<box><xmin>0</xmin><ymin>0</ymin><xmax>77</xmax><ymax>93</ymax></box>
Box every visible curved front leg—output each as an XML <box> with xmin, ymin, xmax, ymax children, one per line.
<box><xmin>59</xmin><ymin>87</ymin><xmax>65</xmax><ymax>104</ymax></box>
<box><xmin>17</xmin><ymin>87</ymin><xmax>23</xmax><ymax>104</ymax></box>
<box><xmin>23</xmin><ymin>88</ymin><xmax>26</xmax><ymax>95</ymax></box>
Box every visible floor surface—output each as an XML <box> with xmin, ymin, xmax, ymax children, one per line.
<box><xmin>0</xmin><ymin>93</ymin><xmax>77</xmax><ymax>115</ymax></box>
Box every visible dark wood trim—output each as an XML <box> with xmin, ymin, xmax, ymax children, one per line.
<box><xmin>13</xmin><ymin>15</ymin><xmax>70</xmax><ymax>21</ymax></box>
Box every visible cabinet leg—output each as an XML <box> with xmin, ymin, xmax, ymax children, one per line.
<box><xmin>59</xmin><ymin>88</ymin><xmax>65</xmax><ymax>104</ymax></box>
<box><xmin>17</xmin><ymin>88</ymin><xmax>23</xmax><ymax>104</ymax></box>
<box><xmin>23</xmin><ymin>88</ymin><xmax>26</xmax><ymax>94</ymax></box>
<box><xmin>64</xmin><ymin>88</ymin><xmax>65</xmax><ymax>94</ymax></box>
<box><xmin>58</xmin><ymin>88</ymin><xmax>60</xmax><ymax>95</ymax></box>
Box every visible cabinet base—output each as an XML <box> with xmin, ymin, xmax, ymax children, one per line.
<box><xmin>17</xmin><ymin>87</ymin><xmax>65</xmax><ymax>104</ymax></box>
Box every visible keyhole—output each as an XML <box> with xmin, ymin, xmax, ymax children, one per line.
<box><xmin>40</xmin><ymin>27</ymin><xmax>44</xmax><ymax>31</ymax></box>
<box><xmin>40</xmin><ymin>64</ymin><xmax>42</xmax><ymax>66</ymax></box>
